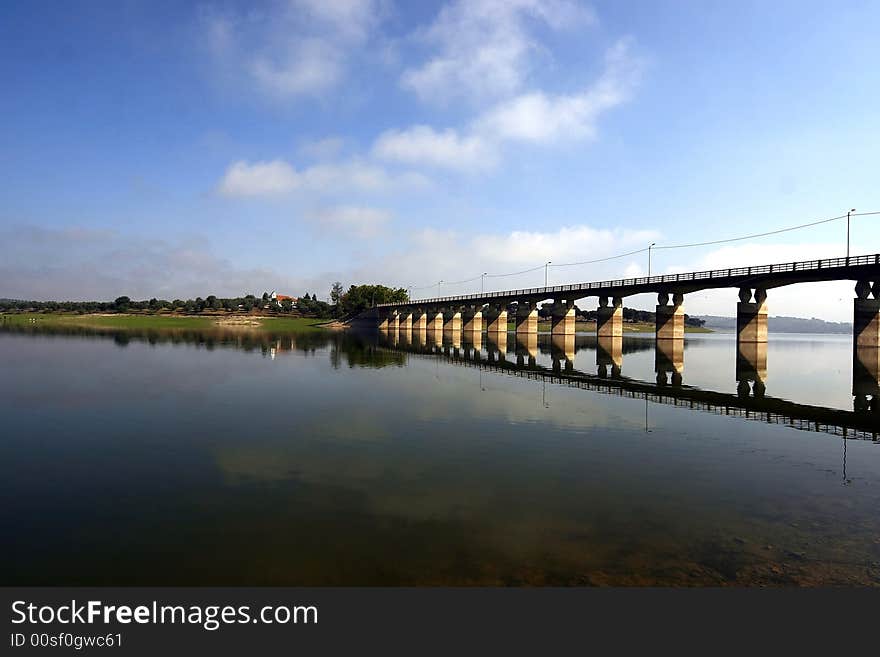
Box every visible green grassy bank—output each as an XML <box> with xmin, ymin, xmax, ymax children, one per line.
<box><xmin>0</xmin><ymin>313</ymin><xmax>334</xmax><ymax>332</ymax></box>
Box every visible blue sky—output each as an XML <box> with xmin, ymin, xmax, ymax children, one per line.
<box><xmin>2</xmin><ymin>0</ymin><xmax>878</xmax><ymax>319</ymax></box>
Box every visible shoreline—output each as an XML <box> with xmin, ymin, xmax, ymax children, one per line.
<box><xmin>0</xmin><ymin>312</ymin><xmax>713</xmax><ymax>333</ymax></box>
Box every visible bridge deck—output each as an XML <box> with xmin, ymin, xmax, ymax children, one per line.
<box><xmin>379</xmin><ymin>253</ymin><xmax>880</xmax><ymax>308</ymax></box>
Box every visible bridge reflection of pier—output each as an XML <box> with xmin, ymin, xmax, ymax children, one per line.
<box><xmin>377</xmin><ymin>328</ymin><xmax>879</xmax><ymax>441</ymax></box>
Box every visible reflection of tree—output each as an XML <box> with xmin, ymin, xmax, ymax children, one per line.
<box><xmin>0</xmin><ymin>324</ymin><xmax>407</xmax><ymax>370</ymax></box>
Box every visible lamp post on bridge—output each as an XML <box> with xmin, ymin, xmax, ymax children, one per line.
<box><xmin>545</xmin><ymin>261</ymin><xmax>552</xmax><ymax>287</ymax></box>
<box><xmin>438</xmin><ymin>280</ymin><xmax>443</xmax><ymax>297</ymax></box>
<box><xmin>481</xmin><ymin>272</ymin><xmax>487</xmax><ymax>294</ymax></box>
<box><xmin>847</xmin><ymin>208</ymin><xmax>856</xmax><ymax>259</ymax></box>
<box><xmin>648</xmin><ymin>242</ymin><xmax>656</xmax><ymax>277</ymax></box>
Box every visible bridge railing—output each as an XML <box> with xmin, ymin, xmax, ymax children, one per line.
<box><xmin>379</xmin><ymin>253</ymin><xmax>880</xmax><ymax>307</ymax></box>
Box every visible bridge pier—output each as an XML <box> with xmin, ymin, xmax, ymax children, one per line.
<box><xmin>442</xmin><ymin>307</ymin><xmax>462</xmax><ymax>332</ymax></box>
<box><xmin>656</xmin><ymin>292</ymin><xmax>684</xmax><ymax>340</ymax></box>
<box><xmin>515</xmin><ymin>302</ymin><xmax>538</xmax><ymax>334</ymax></box>
<box><xmin>377</xmin><ymin>312</ymin><xmax>390</xmax><ymax>330</ymax></box>
<box><xmin>484</xmin><ymin>304</ymin><xmax>508</xmax><ymax>333</ymax></box>
<box><xmin>551</xmin><ymin>300</ymin><xmax>576</xmax><ymax>336</ymax></box>
<box><xmin>461</xmin><ymin>306</ymin><xmax>483</xmax><ymax>332</ymax></box>
<box><xmin>596</xmin><ymin>296</ymin><xmax>623</xmax><ymax>338</ymax></box>
<box><xmin>399</xmin><ymin>311</ymin><xmax>413</xmax><ymax>330</ymax></box>
<box><xmin>736</xmin><ymin>341</ymin><xmax>767</xmax><ymax>399</ymax></box>
<box><xmin>389</xmin><ymin>312</ymin><xmax>399</xmax><ymax>331</ymax></box>
<box><xmin>737</xmin><ymin>288</ymin><xmax>768</xmax><ymax>343</ymax></box>
<box><xmin>597</xmin><ymin>335</ymin><xmax>622</xmax><ymax>378</ymax></box>
<box><xmin>427</xmin><ymin>310</ymin><xmax>443</xmax><ymax>332</ymax></box>
<box><xmin>413</xmin><ymin>310</ymin><xmax>427</xmax><ymax>330</ymax></box>
<box><xmin>854</xmin><ymin>280</ymin><xmax>880</xmax><ymax>348</ymax></box>
<box><xmin>655</xmin><ymin>338</ymin><xmax>684</xmax><ymax>386</ymax></box>
<box><xmin>853</xmin><ymin>282</ymin><xmax>880</xmax><ymax>412</ymax></box>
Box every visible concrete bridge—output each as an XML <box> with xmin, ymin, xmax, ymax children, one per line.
<box><xmin>367</xmin><ymin>253</ymin><xmax>880</xmax><ymax>347</ymax></box>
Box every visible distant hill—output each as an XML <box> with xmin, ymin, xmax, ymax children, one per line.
<box><xmin>697</xmin><ymin>315</ymin><xmax>852</xmax><ymax>334</ymax></box>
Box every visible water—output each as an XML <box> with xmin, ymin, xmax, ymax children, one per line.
<box><xmin>1</xmin><ymin>324</ymin><xmax>879</xmax><ymax>586</ymax></box>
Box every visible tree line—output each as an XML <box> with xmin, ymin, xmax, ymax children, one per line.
<box><xmin>0</xmin><ymin>283</ymin><xmax>410</xmax><ymax>319</ymax></box>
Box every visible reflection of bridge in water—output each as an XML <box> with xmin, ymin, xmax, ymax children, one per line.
<box><xmin>375</xmin><ymin>329</ymin><xmax>880</xmax><ymax>441</ymax></box>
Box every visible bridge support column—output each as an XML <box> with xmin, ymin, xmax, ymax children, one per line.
<box><xmin>484</xmin><ymin>304</ymin><xmax>508</xmax><ymax>333</ymax></box>
<box><xmin>854</xmin><ymin>281</ymin><xmax>880</xmax><ymax>348</ymax></box>
<box><xmin>656</xmin><ymin>292</ymin><xmax>685</xmax><ymax>340</ymax></box>
<box><xmin>596</xmin><ymin>296</ymin><xmax>623</xmax><ymax>338</ymax></box>
<box><xmin>399</xmin><ymin>311</ymin><xmax>413</xmax><ymax>330</ymax></box>
<box><xmin>597</xmin><ymin>335</ymin><xmax>622</xmax><ymax>378</ymax></box>
<box><xmin>389</xmin><ymin>312</ymin><xmax>399</xmax><ymax>331</ymax></box>
<box><xmin>377</xmin><ymin>312</ymin><xmax>389</xmax><ymax>330</ymax></box>
<box><xmin>853</xmin><ymin>282</ymin><xmax>880</xmax><ymax>412</ymax></box>
<box><xmin>461</xmin><ymin>306</ymin><xmax>483</xmax><ymax>333</ymax></box>
<box><xmin>442</xmin><ymin>307</ymin><xmax>462</xmax><ymax>332</ymax></box>
<box><xmin>427</xmin><ymin>310</ymin><xmax>443</xmax><ymax>331</ymax></box>
<box><xmin>737</xmin><ymin>288</ymin><xmax>768</xmax><ymax>343</ymax></box>
<box><xmin>551</xmin><ymin>300</ymin><xmax>576</xmax><ymax>336</ymax></box>
<box><xmin>515</xmin><ymin>302</ymin><xmax>538</xmax><ymax>334</ymax></box>
<box><xmin>412</xmin><ymin>311</ymin><xmax>427</xmax><ymax>330</ymax></box>
<box><xmin>736</xmin><ymin>342</ymin><xmax>767</xmax><ymax>399</ymax></box>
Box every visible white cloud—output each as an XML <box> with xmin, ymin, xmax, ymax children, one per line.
<box><xmin>372</xmin><ymin>125</ymin><xmax>496</xmax><ymax>171</ymax></box>
<box><xmin>478</xmin><ymin>38</ymin><xmax>641</xmax><ymax>143</ymax></box>
<box><xmin>218</xmin><ymin>160</ymin><xmax>300</xmax><ymax>196</ymax></box>
<box><xmin>218</xmin><ymin>159</ymin><xmax>429</xmax><ymax>197</ymax></box>
<box><xmin>250</xmin><ymin>38</ymin><xmax>345</xmax><ymax>97</ymax></box>
<box><xmin>401</xmin><ymin>0</ymin><xmax>596</xmax><ymax>104</ymax></box>
<box><xmin>200</xmin><ymin>0</ymin><xmax>383</xmax><ymax>98</ymax></box>
<box><xmin>373</xmin><ymin>38</ymin><xmax>641</xmax><ymax>172</ymax></box>
<box><xmin>308</xmin><ymin>206</ymin><xmax>392</xmax><ymax>238</ymax></box>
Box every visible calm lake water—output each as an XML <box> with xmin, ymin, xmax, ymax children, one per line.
<box><xmin>2</xmin><ymin>324</ymin><xmax>879</xmax><ymax>586</ymax></box>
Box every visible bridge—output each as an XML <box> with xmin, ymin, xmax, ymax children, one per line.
<box><xmin>365</xmin><ymin>253</ymin><xmax>880</xmax><ymax>348</ymax></box>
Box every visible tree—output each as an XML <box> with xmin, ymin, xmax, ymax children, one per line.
<box><xmin>330</xmin><ymin>281</ymin><xmax>344</xmax><ymax>306</ymax></box>
<box><xmin>338</xmin><ymin>285</ymin><xmax>408</xmax><ymax>316</ymax></box>
<box><xmin>114</xmin><ymin>296</ymin><xmax>131</xmax><ymax>311</ymax></box>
